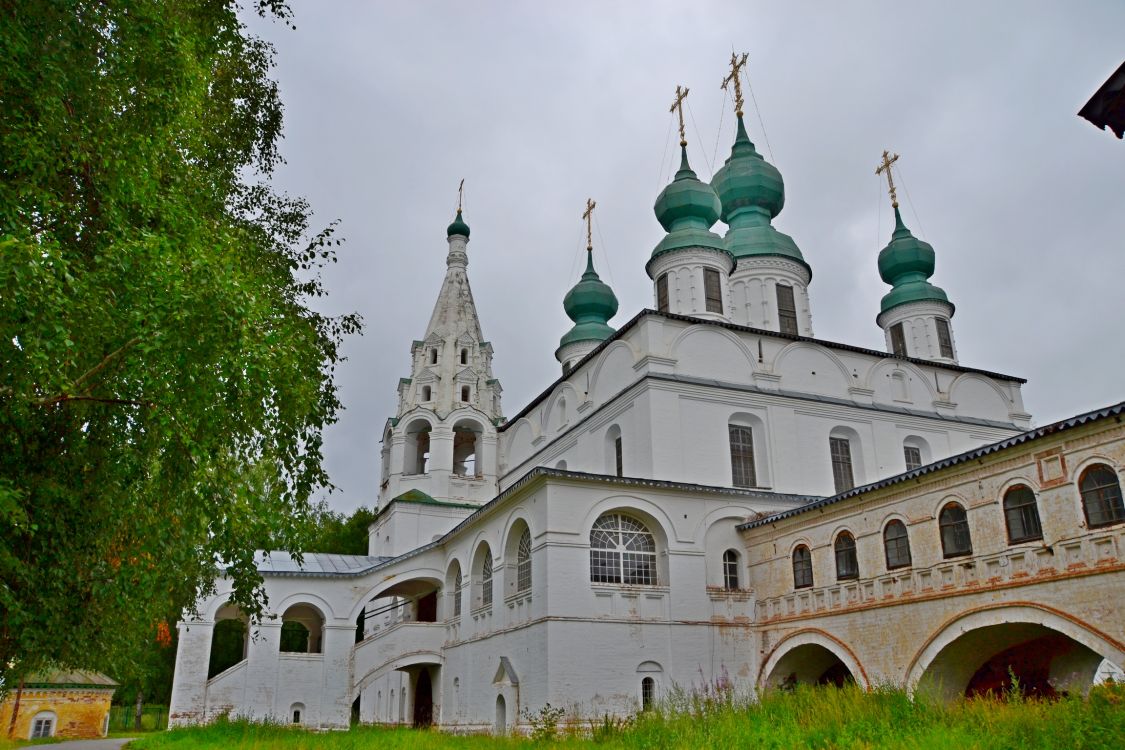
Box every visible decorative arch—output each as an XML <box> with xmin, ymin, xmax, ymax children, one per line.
<box><xmin>668</xmin><ymin>325</ymin><xmax>757</xmax><ymax>382</ymax></box>
<box><xmin>542</xmin><ymin>383</ymin><xmax>579</xmax><ymax>433</ymax></box>
<box><xmin>502</xmin><ymin>418</ymin><xmax>538</xmax><ymax>472</ymax></box>
<box><xmin>351</xmin><ymin>652</ymin><xmax>446</xmax><ymax>699</ymax></box>
<box><xmin>347</xmin><ymin>567</ymin><xmax>447</xmax><ymax>621</ymax></box>
<box><xmin>947</xmin><ymin>373</ymin><xmax>1015</xmax><ymax>422</ymax></box>
<box><xmin>588</xmin><ymin>340</ymin><xmax>640</xmax><ymax>403</ymax></box>
<box><xmin>698</xmin><ymin>511</ymin><xmax>748</xmax><ymax>588</ymax></box>
<box><xmin>772</xmin><ymin>341</ymin><xmax>853</xmax><ymax>397</ymax></box>
<box><xmin>582</xmin><ymin>494</ymin><xmax>679</xmax><ymax>548</ymax></box>
<box><xmin>759</xmin><ymin>629</ymin><xmax>869</xmax><ymax>689</ymax></box>
<box><xmin>272</xmin><ymin>593</ymin><xmax>337</xmax><ymax>623</ymax></box>
<box><xmin>906</xmin><ymin>603</ymin><xmax>1125</xmax><ymax>699</ymax></box>
<box><xmin>863</xmin><ymin>359</ymin><xmax>939</xmax><ymax>402</ymax></box>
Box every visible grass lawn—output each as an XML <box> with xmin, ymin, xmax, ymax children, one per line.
<box><xmin>122</xmin><ymin>682</ymin><xmax>1125</xmax><ymax>749</ymax></box>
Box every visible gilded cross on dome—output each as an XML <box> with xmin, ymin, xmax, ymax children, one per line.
<box><xmin>669</xmin><ymin>85</ymin><xmax>690</xmax><ymax>147</ymax></box>
<box><xmin>582</xmin><ymin>198</ymin><xmax>596</xmax><ymax>251</ymax></box>
<box><xmin>721</xmin><ymin>52</ymin><xmax>749</xmax><ymax>117</ymax></box>
<box><xmin>875</xmin><ymin>150</ymin><xmax>901</xmax><ymax>208</ymax></box>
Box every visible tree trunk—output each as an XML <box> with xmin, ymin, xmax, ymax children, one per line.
<box><xmin>134</xmin><ymin>689</ymin><xmax>143</xmax><ymax>731</ymax></box>
<box><xmin>6</xmin><ymin>677</ymin><xmax>23</xmax><ymax>738</ymax></box>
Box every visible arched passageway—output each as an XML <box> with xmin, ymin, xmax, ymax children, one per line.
<box><xmin>764</xmin><ymin>642</ymin><xmax>857</xmax><ymax>689</ymax></box>
<box><xmin>914</xmin><ymin>618</ymin><xmax>1121</xmax><ymax>701</ymax></box>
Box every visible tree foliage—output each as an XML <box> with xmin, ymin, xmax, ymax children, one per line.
<box><xmin>303</xmin><ymin>502</ymin><xmax>377</xmax><ymax>556</ymax></box>
<box><xmin>0</xmin><ymin>0</ymin><xmax>360</xmax><ymax>687</ymax></box>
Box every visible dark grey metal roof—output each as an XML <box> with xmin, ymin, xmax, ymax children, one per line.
<box><xmin>738</xmin><ymin>399</ymin><xmax>1125</xmax><ymax>531</ymax></box>
<box><xmin>501</xmin><ymin>308</ymin><xmax>1026</xmax><ymax>430</ymax></box>
<box><xmin>255</xmin><ymin>551</ymin><xmax>394</xmax><ymax>578</ymax></box>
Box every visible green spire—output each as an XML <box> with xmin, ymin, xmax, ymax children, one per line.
<box><xmin>710</xmin><ymin>115</ymin><xmax>808</xmax><ymax>274</ymax></box>
<box><xmin>559</xmin><ymin>249</ymin><xmax>618</xmax><ymax>350</ymax></box>
<box><xmin>877</xmin><ymin>206</ymin><xmax>952</xmax><ymax>314</ymax></box>
<box><xmin>648</xmin><ymin>146</ymin><xmax>727</xmax><ymax>270</ymax></box>
<box><xmin>447</xmin><ymin>209</ymin><xmax>470</xmax><ymax>238</ymax></box>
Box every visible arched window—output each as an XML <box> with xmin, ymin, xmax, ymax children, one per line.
<box><xmin>453</xmin><ymin>419</ymin><xmax>482</xmax><ymax>477</ymax></box>
<box><xmin>208</xmin><ymin>603</ymin><xmax>249</xmax><ymax>679</ymax></box>
<box><xmin>516</xmin><ymin>528</ymin><xmax>532</xmax><ymax>593</ymax></box>
<box><xmin>883</xmin><ymin>520</ymin><xmax>911</xmax><ymax>570</ymax></box>
<box><xmin>834</xmin><ymin>532</ymin><xmax>858</xmax><ymax>581</ymax></box>
<box><xmin>792</xmin><ymin>545</ymin><xmax>813</xmax><ymax>589</ymax></box>
<box><xmin>446</xmin><ymin>561</ymin><xmax>463</xmax><ymax>620</ymax></box>
<box><xmin>729</xmin><ymin>425</ymin><xmax>756</xmax><ymax>487</ymax></box>
<box><xmin>1079</xmin><ymin>464</ymin><xmax>1125</xmax><ymax>528</ymax></box>
<box><xmin>454</xmin><ymin>569</ymin><xmax>463</xmax><ymax>616</ymax></box>
<box><xmin>590</xmin><ymin>513</ymin><xmax>657</xmax><ymax>585</ymax></box>
<box><xmin>290</xmin><ymin>703</ymin><xmax>305</xmax><ymax>724</ymax></box>
<box><xmin>939</xmin><ymin>503</ymin><xmax>972</xmax><ymax>558</ymax></box>
<box><xmin>829</xmin><ymin>435</ymin><xmax>855</xmax><ymax>493</ymax></box>
<box><xmin>722</xmin><ymin>549</ymin><xmax>740</xmax><ymax>590</ymax></box>
<box><xmin>481</xmin><ymin>554</ymin><xmax>493</xmax><ymax>607</ymax></box>
<box><xmin>641</xmin><ymin>676</ymin><xmax>656</xmax><ymax>711</ymax></box>
<box><xmin>280</xmin><ymin>604</ymin><xmax>324</xmax><ymax>654</ymax></box>
<box><xmin>1003</xmin><ymin>485</ymin><xmax>1043</xmax><ymax>543</ymax></box>
<box><xmin>30</xmin><ymin>711</ymin><xmax>56</xmax><ymax>739</ymax></box>
<box><xmin>403</xmin><ymin>420</ymin><xmax>431</xmax><ymax>475</ymax></box>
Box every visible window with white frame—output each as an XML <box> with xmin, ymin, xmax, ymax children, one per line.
<box><xmin>904</xmin><ymin>445</ymin><xmax>922</xmax><ymax>471</ymax></box>
<box><xmin>30</xmin><ymin>712</ymin><xmax>56</xmax><ymax>739</ymax></box>
<box><xmin>590</xmin><ymin>513</ymin><xmax>658</xmax><ymax>585</ymax></box>
<box><xmin>516</xmin><ymin>528</ymin><xmax>532</xmax><ymax>593</ymax></box>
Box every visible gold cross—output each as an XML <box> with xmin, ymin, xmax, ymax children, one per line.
<box><xmin>457</xmin><ymin>178</ymin><xmax>465</xmax><ymax>213</ymax></box>
<box><xmin>875</xmin><ymin>150</ymin><xmax>900</xmax><ymax>208</ymax></box>
<box><xmin>721</xmin><ymin>52</ymin><xmax>749</xmax><ymax>117</ymax></box>
<box><xmin>669</xmin><ymin>85</ymin><xmax>690</xmax><ymax>147</ymax></box>
<box><xmin>582</xmin><ymin>198</ymin><xmax>596</xmax><ymax>251</ymax></box>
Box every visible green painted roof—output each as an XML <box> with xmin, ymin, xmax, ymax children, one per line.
<box><xmin>711</xmin><ymin>115</ymin><xmax>808</xmax><ymax>271</ymax></box>
<box><xmin>649</xmin><ymin>146</ymin><xmax>727</xmax><ymax>268</ymax></box>
<box><xmin>878</xmin><ymin>206</ymin><xmax>952</xmax><ymax>314</ymax></box>
<box><xmin>559</xmin><ymin>250</ymin><xmax>618</xmax><ymax>350</ymax></box>
<box><xmin>447</xmin><ymin>209</ymin><xmax>470</xmax><ymax>238</ymax></box>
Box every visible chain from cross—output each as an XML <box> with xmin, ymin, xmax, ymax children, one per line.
<box><xmin>582</xmin><ymin>198</ymin><xmax>596</xmax><ymax>251</ymax></box>
<box><xmin>457</xmin><ymin>178</ymin><xmax>465</xmax><ymax>213</ymax></box>
<box><xmin>875</xmin><ymin>150</ymin><xmax>900</xmax><ymax>208</ymax></box>
<box><xmin>721</xmin><ymin>52</ymin><xmax>749</xmax><ymax>117</ymax></box>
<box><xmin>669</xmin><ymin>85</ymin><xmax>690</xmax><ymax>147</ymax></box>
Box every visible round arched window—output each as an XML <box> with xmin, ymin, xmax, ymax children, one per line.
<box><xmin>589</xmin><ymin>513</ymin><xmax>657</xmax><ymax>585</ymax></box>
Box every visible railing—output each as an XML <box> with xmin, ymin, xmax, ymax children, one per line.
<box><xmin>109</xmin><ymin>705</ymin><xmax>168</xmax><ymax>732</ymax></box>
<box><xmin>352</xmin><ymin>621</ymin><xmax>446</xmax><ymax>679</ymax></box>
<box><xmin>757</xmin><ymin>527</ymin><xmax>1123</xmax><ymax>622</ymax></box>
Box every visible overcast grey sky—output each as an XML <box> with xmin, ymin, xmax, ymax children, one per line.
<box><xmin>244</xmin><ymin>2</ymin><xmax>1125</xmax><ymax>514</ymax></box>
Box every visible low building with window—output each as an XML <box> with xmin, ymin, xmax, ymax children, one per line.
<box><xmin>169</xmin><ymin>82</ymin><xmax>1124</xmax><ymax>732</ymax></box>
<box><xmin>0</xmin><ymin>671</ymin><xmax>117</xmax><ymax>741</ymax></box>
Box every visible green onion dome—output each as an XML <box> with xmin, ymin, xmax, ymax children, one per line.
<box><xmin>559</xmin><ymin>251</ymin><xmax>618</xmax><ymax>349</ymax></box>
<box><xmin>648</xmin><ymin>146</ymin><xmax>727</xmax><ymax>268</ymax></box>
<box><xmin>447</xmin><ymin>209</ymin><xmax>470</xmax><ymax>238</ymax></box>
<box><xmin>877</xmin><ymin>206</ymin><xmax>952</xmax><ymax>314</ymax></box>
<box><xmin>710</xmin><ymin>115</ymin><xmax>808</xmax><ymax>273</ymax></box>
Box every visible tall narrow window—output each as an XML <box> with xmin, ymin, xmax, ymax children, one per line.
<box><xmin>904</xmin><ymin>445</ymin><xmax>922</xmax><ymax>471</ymax></box>
<box><xmin>1003</xmin><ymin>486</ymin><xmax>1043</xmax><ymax>543</ymax></box>
<box><xmin>890</xmin><ymin>322</ymin><xmax>907</xmax><ymax>356</ymax></box>
<box><xmin>834</xmin><ymin>532</ymin><xmax>859</xmax><ymax>580</ymax></box>
<box><xmin>453</xmin><ymin>569</ymin><xmax>463</xmax><ymax>617</ymax></box>
<box><xmin>729</xmin><ymin>425</ymin><xmax>757</xmax><ymax>487</ymax></box>
<box><xmin>722</xmin><ymin>549</ymin><xmax>740</xmax><ymax>590</ymax></box>
<box><xmin>830</xmin><ymin>437</ymin><xmax>854</xmax><ymax>493</ymax></box>
<box><xmin>1079</xmin><ymin>465</ymin><xmax>1125</xmax><ymax>528</ymax></box>
<box><xmin>704</xmin><ymin>268</ymin><xmax>722</xmax><ymax>313</ymax></box>
<box><xmin>589</xmin><ymin>513</ymin><xmax>657</xmax><ymax>585</ymax></box>
<box><xmin>481</xmin><ymin>554</ymin><xmax>493</xmax><ymax>607</ymax></box>
<box><xmin>656</xmin><ymin>273</ymin><xmax>669</xmax><ymax>312</ymax></box>
<box><xmin>460</xmin><ymin>348</ymin><xmax>468</xmax><ymax>365</ymax></box>
<box><xmin>939</xmin><ymin>503</ymin><xmax>972</xmax><ymax>558</ymax></box>
<box><xmin>935</xmin><ymin>318</ymin><xmax>954</xmax><ymax>358</ymax></box>
<box><xmin>516</xmin><ymin>528</ymin><xmax>532</xmax><ymax>593</ymax></box>
<box><xmin>461</xmin><ymin>386</ymin><xmax>470</xmax><ymax>402</ymax></box>
<box><xmin>883</xmin><ymin>520</ymin><xmax>911</xmax><ymax>569</ymax></box>
<box><xmin>641</xmin><ymin>677</ymin><xmax>656</xmax><ymax>711</ymax></box>
<box><xmin>792</xmin><ymin>545</ymin><xmax>813</xmax><ymax>589</ymax></box>
<box><xmin>776</xmin><ymin>284</ymin><xmax>799</xmax><ymax>335</ymax></box>
<box><xmin>429</xmin><ymin>348</ymin><xmax>438</xmax><ymax>365</ymax></box>
<box><xmin>614</xmin><ymin>436</ymin><xmax>623</xmax><ymax>477</ymax></box>
<box><xmin>421</xmin><ymin>385</ymin><xmax>432</xmax><ymax>402</ymax></box>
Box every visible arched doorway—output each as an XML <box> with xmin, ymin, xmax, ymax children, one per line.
<box><xmin>494</xmin><ymin>694</ymin><xmax>506</xmax><ymax>734</ymax></box>
<box><xmin>412</xmin><ymin>669</ymin><xmax>433</xmax><ymax>728</ymax></box>
<box><xmin>911</xmin><ymin>607</ymin><xmax>1125</xmax><ymax>701</ymax></box>
<box><xmin>763</xmin><ymin>641</ymin><xmax>858</xmax><ymax>689</ymax></box>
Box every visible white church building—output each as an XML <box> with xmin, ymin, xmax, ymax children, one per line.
<box><xmin>168</xmin><ymin>74</ymin><xmax>1125</xmax><ymax>731</ymax></box>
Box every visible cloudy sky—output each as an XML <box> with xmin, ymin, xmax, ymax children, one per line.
<box><xmin>244</xmin><ymin>2</ymin><xmax>1125</xmax><ymax>514</ymax></box>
